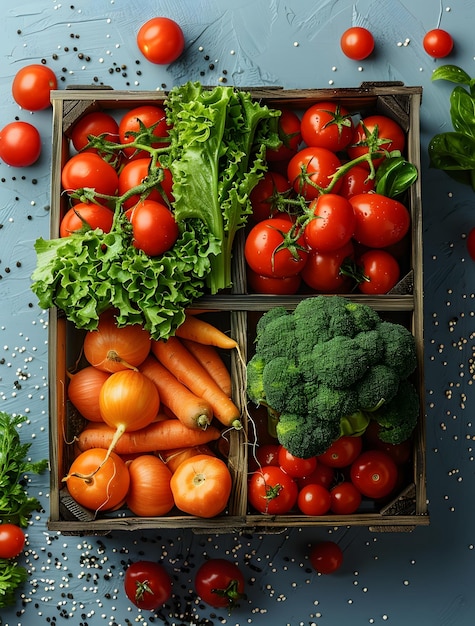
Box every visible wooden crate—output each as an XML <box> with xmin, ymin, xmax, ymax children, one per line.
<box><xmin>47</xmin><ymin>83</ymin><xmax>428</xmax><ymax>534</ymax></box>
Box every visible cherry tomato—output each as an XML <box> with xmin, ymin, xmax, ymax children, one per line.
<box><xmin>195</xmin><ymin>558</ymin><xmax>246</xmax><ymax>611</ymax></box>
<box><xmin>350</xmin><ymin>193</ymin><xmax>410</xmax><ymax>248</ymax></box>
<box><xmin>0</xmin><ymin>524</ymin><xmax>25</xmax><ymax>559</ymax></box>
<box><xmin>60</xmin><ymin>202</ymin><xmax>113</xmax><ymax>237</ymax></box>
<box><xmin>340</xmin><ymin>27</ymin><xmax>375</xmax><ymax>60</ymax></box>
<box><xmin>124</xmin><ymin>560</ymin><xmax>172</xmax><ymax>610</ymax></box>
<box><xmin>247</xmin><ymin>269</ymin><xmax>302</xmax><ymax>294</ymax></box>
<box><xmin>249</xmin><ymin>171</ymin><xmax>291</xmax><ymax>221</ymax></box>
<box><xmin>350</xmin><ymin>450</ymin><xmax>398</xmax><ymax>499</ymax></box>
<box><xmin>118</xmin><ymin>105</ymin><xmax>171</xmax><ymax>159</ymax></box>
<box><xmin>12</xmin><ymin>64</ymin><xmax>57</xmax><ymax>111</ymax></box>
<box><xmin>278</xmin><ymin>446</ymin><xmax>318</xmax><ymax>478</ymax></box>
<box><xmin>287</xmin><ymin>147</ymin><xmax>342</xmax><ymax>200</ymax></box>
<box><xmin>423</xmin><ymin>28</ymin><xmax>453</xmax><ymax>58</ymax></box>
<box><xmin>297</xmin><ymin>484</ymin><xmax>331</xmax><ymax>515</ymax></box>
<box><xmin>364</xmin><ymin>421</ymin><xmax>412</xmax><ymax>465</ymax></box>
<box><xmin>137</xmin><ymin>17</ymin><xmax>185</xmax><ymax>65</ymax></box>
<box><xmin>347</xmin><ymin>115</ymin><xmax>406</xmax><ymax>166</ymax></box>
<box><xmin>248</xmin><ymin>465</ymin><xmax>298</xmax><ymax>514</ymax></box>
<box><xmin>339</xmin><ymin>164</ymin><xmax>375</xmax><ymax>199</ymax></box>
<box><xmin>309</xmin><ymin>541</ymin><xmax>343</xmax><ymax>574</ymax></box>
<box><xmin>244</xmin><ymin>216</ymin><xmax>308</xmax><ymax>278</ymax></box>
<box><xmin>467</xmin><ymin>227</ymin><xmax>475</xmax><ymax>261</ymax></box>
<box><xmin>304</xmin><ymin>194</ymin><xmax>355</xmax><ymax>252</ymax></box>
<box><xmin>330</xmin><ymin>481</ymin><xmax>362</xmax><ymax>514</ymax></box>
<box><xmin>118</xmin><ymin>157</ymin><xmax>173</xmax><ymax>209</ymax></box>
<box><xmin>266</xmin><ymin>108</ymin><xmax>302</xmax><ymax>162</ymax></box>
<box><xmin>357</xmin><ymin>249</ymin><xmax>400</xmax><ymax>294</ymax></box>
<box><xmin>301</xmin><ymin>240</ymin><xmax>355</xmax><ymax>293</ymax></box>
<box><xmin>0</xmin><ymin>121</ymin><xmax>41</xmax><ymax>167</ymax></box>
<box><xmin>298</xmin><ymin>463</ymin><xmax>335</xmax><ymax>490</ymax></box>
<box><xmin>125</xmin><ymin>199</ymin><xmax>178</xmax><ymax>256</ymax></box>
<box><xmin>61</xmin><ymin>152</ymin><xmax>119</xmax><ymax>197</ymax></box>
<box><xmin>70</xmin><ymin>111</ymin><xmax>119</xmax><ymax>152</ymax></box>
<box><xmin>300</xmin><ymin>101</ymin><xmax>354</xmax><ymax>152</ymax></box>
<box><xmin>318</xmin><ymin>436</ymin><xmax>363</xmax><ymax>468</ymax></box>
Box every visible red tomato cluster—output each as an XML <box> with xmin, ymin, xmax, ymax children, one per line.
<box><xmin>248</xmin><ymin>433</ymin><xmax>411</xmax><ymax>517</ymax></box>
<box><xmin>246</xmin><ymin>102</ymin><xmax>412</xmax><ymax>295</ymax></box>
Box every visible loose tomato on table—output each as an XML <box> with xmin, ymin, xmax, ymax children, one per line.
<box><xmin>249</xmin><ymin>170</ymin><xmax>291</xmax><ymax>221</ymax></box>
<box><xmin>59</xmin><ymin>202</ymin><xmax>114</xmax><ymax>237</ymax></box>
<box><xmin>350</xmin><ymin>193</ymin><xmax>410</xmax><ymax>248</ymax></box>
<box><xmin>266</xmin><ymin>107</ymin><xmax>302</xmax><ymax>162</ymax></box>
<box><xmin>356</xmin><ymin>249</ymin><xmax>401</xmax><ymax>294</ymax></box>
<box><xmin>61</xmin><ymin>152</ymin><xmax>119</xmax><ymax>197</ymax></box>
<box><xmin>340</xmin><ymin>26</ymin><xmax>375</xmax><ymax>60</ymax></box>
<box><xmin>0</xmin><ymin>524</ymin><xmax>25</xmax><ymax>559</ymax></box>
<box><xmin>423</xmin><ymin>28</ymin><xmax>454</xmax><ymax>58</ymax></box>
<box><xmin>247</xmin><ymin>268</ymin><xmax>302</xmax><ymax>294</ymax></box>
<box><xmin>125</xmin><ymin>199</ymin><xmax>179</xmax><ymax>256</ymax></box>
<box><xmin>124</xmin><ymin>560</ymin><xmax>172</xmax><ymax>610</ymax></box>
<box><xmin>118</xmin><ymin>105</ymin><xmax>171</xmax><ymax>159</ymax></box>
<box><xmin>118</xmin><ymin>157</ymin><xmax>174</xmax><ymax>208</ymax></box>
<box><xmin>195</xmin><ymin>558</ymin><xmax>246</xmax><ymax>611</ymax></box>
<box><xmin>330</xmin><ymin>481</ymin><xmax>362</xmax><ymax>515</ymax></box>
<box><xmin>318</xmin><ymin>436</ymin><xmax>363</xmax><ymax>468</ymax></box>
<box><xmin>350</xmin><ymin>450</ymin><xmax>398</xmax><ymax>499</ymax></box>
<box><xmin>244</xmin><ymin>216</ymin><xmax>308</xmax><ymax>278</ymax></box>
<box><xmin>12</xmin><ymin>64</ymin><xmax>57</xmax><ymax>111</ymax></box>
<box><xmin>309</xmin><ymin>541</ymin><xmax>344</xmax><ymax>574</ymax></box>
<box><xmin>466</xmin><ymin>227</ymin><xmax>475</xmax><ymax>261</ymax></box>
<box><xmin>0</xmin><ymin>121</ymin><xmax>41</xmax><ymax>167</ymax></box>
<box><xmin>300</xmin><ymin>101</ymin><xmax>354</xmax><ymax>152</ymax></box>
<box><xmin>248</xmin><ymin>465</ymin><xmax>298</xmax><ymax>514</ymax></box>
<box><xmin>137</xmin><ymin>17</ymin><xmax>185</xmax><ymax>65</ymax></box>
<box><xmin>300</xmin><ymin>240</ymin><xmax>355</xmax><ymax>293</ymax></box>
<box><xmin>297</xmin><ymin>483</ymin><xmax>331</xmax><ymax>516</ymax></box>
<box><xmin>347</xmin><ymin>115</ymin><xmax>406</xmax><ymax>166</ymax></box>
<box><xmin>287</xmin><ymin>146</ymin><xmax>343</xmax><ymax>200</ymax></box>
<box><xmin>304</xmin><ymin>193</ymin><xmax>356</xmax><ymax>252</ymax></box>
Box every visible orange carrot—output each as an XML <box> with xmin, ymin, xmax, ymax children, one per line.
<box><xmin>175</xmin><ymin>314</ymin><xmax>238</xmax><ymax>350</ymax></box>
<box><xmin>76</xmin><ymin>419</ymin><xmax>222</xmax><ymax>454</ymax></box>
<box><xmin>139</xmin><ymin>354</ymin><xmax>213</xmax><ymax>430</ymax></box>
<box><xmin>181</xmin><ymin>338</ymin><xmax>232</xmax><ymax>397</ymax></box>
<box><xmin>151</xmin><ymin>336</ymin><xmax>242</xmax><ymax>430</ymax></box>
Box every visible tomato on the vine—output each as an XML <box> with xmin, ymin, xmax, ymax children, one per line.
<box><xmin>247</xmin><ymin>269</ymin><xmax>302</xmax><ymax>294</ymax></box>
<box><xmin>350</xmin><ymin>193</ymin><xmax>410</xmax><ymax>248</ymax></box>
<box><xmin>309</xmin><ymin>541</ymin><xmax>344</xmax><ymax>574</ymax></box>
<box><xmin>248</xmin><ymin>465</ymin><xmax>298</xmax><ymax>514</ymax></box>
<box><xmin>339</xmin><ymin>164</ymin><xmax>375</xmax><ymax>199</ymax></box>
<box><xmin>60</xmin><ymin>202</ymin><xmax>113</xmax><ymax>237</ymax></box>
<box><xmin>347</xmin><ymin>115</ymin><xmax>406</xmax><ymax>166</ymax></box>
<box><xmin>356</xmin><ymin>249</ymin><xmax>400</xmax><ymax>294</ymax></box>
<box><xmin>304</xmin><ymin>193</ymin><xmax>355</xmax><ymax>252</ymax></box>
<box><xmin>330</xmin><ymin>481</ymin><xmax>362</xmax><ymax>514</ymax></box>
<box><xmin>249</xmin><ymin>171</ymin><xmax>291</xmax><ymax>221</ymax></box>
<box><xmin>340</xmin><ymin>27</ymin><xmax>375</xmax><ymax>60</ymax></box>
<box><xmin>118</xmin><ymin>157</ymin><xmax>173</xmax><ymax>209</ymax></box>
<box><xmin>195</xmin><ymin>558</ymin><xmax>246</xmax><ymax>611</ymax></box>
<box><xmin>0</xmin><ymin>524</ymin><xmax>25</xmax><ymax>559</ymax></box>
<box><xmin>300</xmin><ymin>240</ymin><xmax>355</xmax><ymax>293</ymax></box>
<box><xmin>278</xmin><ymin>446</ymin><xmax>317</xmax><ymax>478</ymax></box>
<box><xmin>266</xmin><ymin>108</ymin><xmax>302</xmax><ymax>162</ymax></box>
<box><xmin>70</xmin><ymin>111</ymin><xmax>119</xmax><ymax>152</ymax></box>
<box><xmin>350</xmin><ymin>450</ymin><xmax>398</xmax><ymax>499</ymax></box>
<box><xmin>423</xmin><ymin>28</ymin><xmax>453</xmax><ymax>58</ymax></box>
<box><xmin>318</xmin><ymin>436</ymin><xmax>363</xmax><ymax>468</ymax></box>
<box><xmin>12</xmin><ymin>64</ymin><xmax>57</xmax><ymax>111</ymax></box>
<box><xmin>61</xmin><ymin>152</ymin><xmax>119</xmax><ymax>197</ymax></box>
<box><xmin>137</xmin><ymin>17</ymin><xmax>185</xmax><ymax>65</ymax></box>
<box><xmin>297</xmin><ymin>484</ymin><xmax>331</xmax><ymax>515</ymax></box>
<box><xmin>300</xmin><ymin>101</ymin><xmax>354</xmax><ymax>152</ymax></box>
<box><xmin>244</xmin><ymin>216</ymin><xmax>308</xmax><ymax>278</ymax></box>
<box><xmin>287</xmin><ymin>147</ymin><xmax>342</xmax><ymax>200</ymax></box>
<box><xmin>119</xmin><ymin>105</ymin><xmax>171</xmax><ymax>159</ymax></box>
<box><xmin>124</xmin><ymin>560</ymin><xmax>172</xmax><ymax>610</ymax></box>
<box><xmin>0</xmin><ymin>121</ymin><xmax>41</xmax><ymax>167</ymax></box>
<box><xmin>125</xmin><ymin>199</ymin><xmax>179</xmax><ymax>256</ymax></box>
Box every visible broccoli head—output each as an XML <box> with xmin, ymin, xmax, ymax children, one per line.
<box><xmin>275</xmin><ymin>411</ymin><xmax>341</xmax><ymax>458</ymax></box>
<box><xmin>371</xmin><ymin>379</ymin><xmax>420</xmax><ymax>444</ymax></box>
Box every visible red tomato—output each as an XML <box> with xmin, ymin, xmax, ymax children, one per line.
<box><xmin>195</xmin><ymin>559</ymin><xmax>246</xmax><ymax>611</ymax></box>
<box><xmin>126</xmin><ymin>200</ymin><xmax>179</xmax><ymax>256</ymax></box>
<box><xmin>0</xmin><ymin>121</ymin><xmax>41</xmax><ymax>167</ymax></box>
<box><xmin>244</xmin><ymin>217</ymin><xmax>308</xmax><ymax>278</ymax></box>
<box><xmin>310</xmin><ymin>541</ymin><xmax>343</xmax><ymax>574</ymax></box>
<box><xmin>318</xmin><ymin>436</ymin><xmax>363</xmax><ymax>468</ymax></box>
<box><xmin>266</xmin><ymin>108</ymin><xmax>302</xmax><ymax>162</ymax></box>
<box><xmin>347</xmin><ymin>115</ymin><xmax>406</xmax><ymax>166</ymax></box>
<box><xmin>297</xmin><ymin>484</ymin><xmax>331</xmax><ymax>516</ymax></box>
<box><xmin>70</xmin><ymin>111</ymin><xmax>119</xmax><ymax>152</ymax></box>
<box><xmin>248</xmin><ymin>465</ymin><xmax>298</xmax><ymax>514</ymax></box>
<box><xmin>278</xmin><ymin>446</ymin><xmax>318</xmax><ymax>478</ymax></box>
<box><xmin>61</xmin><ymin>152</ymin><xmax>119</xmax><ymax>197</ymax></box>
<box><xmin>339</xmin><ymin>164</ymin><xmax>375</xmax><ymax>199</ymax></box>
<box><xmin>298</xmin><ymin>463</ymin><xmax>335</xmax><ymax>490</ymax></box>
<box><xmin>118</xmin><ymin>157</ymin><xmax>173</xmax><ymax>209</ymax></box>
<box><xmin>357</xmin><ymin>249</ymin><xmax>400</xmax><ymax>294</ymax></box>
<box><xmin>119</xmin><ymin>105</ymin><xmax>171</xmax><ymax>159</ymax></box>
<box><xmin>350</xmin><ymin>193</ymin><xmax>410</xmax><ymax>248</ymax></box>
<box><xmin>247</xmin><ymin>269</ymin><xmax>302</xmax><ymax>294</ymax></box>
<box><xmin>287</xmin><ymin>147</ymin><xmax>342</xmax><ymax>200</ymax></box>
<box><xmin>340</xmin><ymin>27</ymin><xmax>375</xmax><ymax>60</ymax></box>
<box><xmin>137</xmin><ymin>17</ymin><xmax>185</xmax><ymax>65</ymax></box>
<box><xmin>124</xmin><ymin>560</ymin><xmax>172</xmax><ymax>610</ymax></box>
<box><xmin>364</xmin><ymin>422</ymin><xmax>412</xmax><ymax>465</ymax></box>
<box><xmin>467</xmin><ymin>227</ymin><xmax>475</xmax><ymax>261</ymax></box>
<box><xmin>330</xmin><ymin>481</ymin><xmax>362</xmax><ymax>514</ymax></box>
<box><xmin>350</xmin><ymin>450</ymin><xmax>398</xmax><ymax>499</ymax></box>
<box><xmin>0</xmin><ymin>524</ymin><xmax>25</xmax><ymax>559</ymax></box>
<box><xmin>300</xmin><ymin>101</ymin><xmax>354</xmax><ymax>152</ymax></box>
<box><xmin>300</xmin><ymin>240</ymin><xmax>355</xmax><ymax>293</ymax></box>
<box><xmin>255</xmin><ymin>444</ymin><xmax>281</xmax><ymax>467</ymax></box>
<box><xmin>12</xmin><ymin>64</ymin><xmax>57</xmax><ymax>111</ymax></box>
<box><xmin>60</xmin><ymin>202</ymin><xmax>113</xmax><ymax>237</ymax></box>
<box><xmin>423</xmin><ymin>28</ymin><xmax>453</xmax><ymax>58</ymax></box>
<box><xmin>304</xmin><ymin>194</ymin><xmax>355</xmax><ymax>252</ymax></box>
<box><xmin>249</xmin><ymin>171</ymin><xmax>291</xmax><ymax>221</ymax></box>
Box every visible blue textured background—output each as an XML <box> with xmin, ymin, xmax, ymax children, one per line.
<box><xmin>1</xmin><ymin>1</ymin><xmax>474</xmax><ymax>625</ymax></box>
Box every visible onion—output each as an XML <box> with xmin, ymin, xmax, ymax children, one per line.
<box><xmin>67</xmin><ymin>366</ymin><xmax>110</xmax><ymax>422</ymax></box>
<box><xmin>83</xmin><ymin>309</ymin><xmax>151</xmax><ymax>372</ymax></box>
<box><xmin>126</xmin><ymin>455</ymin><xmax>174</xmax><ymax>516</ymax></box>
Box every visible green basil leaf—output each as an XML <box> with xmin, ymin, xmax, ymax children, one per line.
<box><xmin>431</xmin><ymin>64</ymin><xmax>472</xmax><ymax>85</ymax></box>
<box><xmin>450</xmin><ymin>86</ymin><xmax>475</xmax><ymax>138</ymax></box>
<box><xmin>374</xmin><ymin>156</ymin><xmax>418</xmax><ymax>198</ymax></box>
<box><xmin>428</xmin><ymin>132</ymin><xmax>475</xmax><ymax>170</ymax></box>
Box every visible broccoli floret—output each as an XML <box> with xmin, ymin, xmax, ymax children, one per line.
<box><xmin>255</xmin><ymin>313</ymin><xmax>296</xmax><ymax>361</ymax></box>
<box><xmin>345</xmin><ymin>300</ymin><xmax>381</xmax><ymax>333</ymax></box>
<box><xmin>246</xmin><ymin>353</ymin><xmax>266</xmax><ymax>406</ymax></box>
<box><xmin>356</xmin><ymin>364</ymin><xmax>400</xmax><ymax>411</ymax></box>
<box><xmin>306</xmin><ymin>384</ymin><xmax>359</xmax><ymax>423</ymax></box>
<box><xmin>255</xmin><ymin>306</ymin><xmax>288</xmax><ymax>337</ymax></box>
<box><xmin>262</xmin><ymin>357</ymin><xmax>303</xmax><ymax>414</ymax></box>
<box><xmin>275</xmin><ymin>412</ymin><xmax>341</xmax><ymax>458</ymax></box>
<box><xmin>378</xmin><ymin>321</ymin><xmax>417</xmax><ymax>379</ymax></box>
<box><xmin>371</xmin><ymin>379</ymin><xmax>420</xmax><ymax>444</ymax></box>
